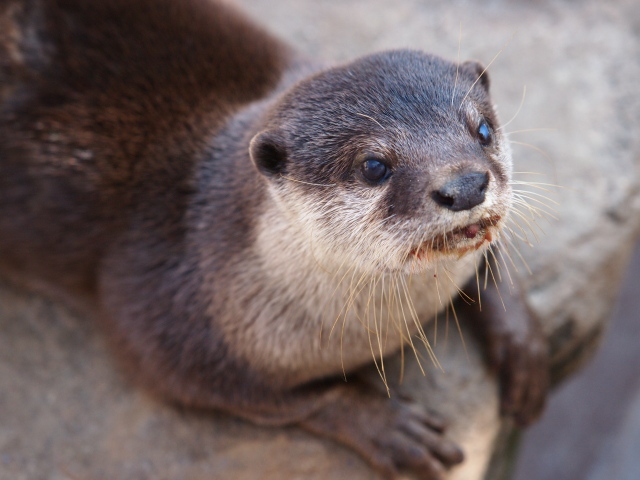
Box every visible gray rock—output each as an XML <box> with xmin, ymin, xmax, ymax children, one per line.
<box><xmin>1</xmin><ymin>1</ymin><xmax>639</xmax><ymax>479</ymax></box>
<box><xmin>513</xmin><ymin>243</ymin><xmax>640</xmax><ymax>480</ymax></box>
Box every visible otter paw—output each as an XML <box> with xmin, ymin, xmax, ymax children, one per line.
<box><xmin>300</xmin><ymin>382</ymin><xmax>463</xmax><ymax>479</ymax></box>
<box><xmin>486</xmin><ymin>319</ymin><xmax>549</xmax><ymax>427</ymax></box>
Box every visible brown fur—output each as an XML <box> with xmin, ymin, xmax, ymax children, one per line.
<box><xmin>0</xmin><ymin>1</ymin><xmax>548</xmax><ymax>478</ymax></box>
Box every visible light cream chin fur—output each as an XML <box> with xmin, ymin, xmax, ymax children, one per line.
<box><xmin>218</xmin><ymin>184</ymin><xmax>499</xmax><ymax>386</ymax></box>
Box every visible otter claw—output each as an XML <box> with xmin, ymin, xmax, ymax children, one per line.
<box><xmin>300</xmin><ymin>381</ymin><xmax>464</xmax><ymax>480</ymax></box>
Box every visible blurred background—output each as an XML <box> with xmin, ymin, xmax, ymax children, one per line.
<box><xmin>514</xmin><ymin>244</ymin><xmax>640</xmax><ymax>480</ymax></box>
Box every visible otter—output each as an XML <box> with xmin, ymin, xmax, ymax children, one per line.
<box><xmin>0</xmin><ymin>0</ymin><xmax>548</xmax><ymax>478</ymax></box>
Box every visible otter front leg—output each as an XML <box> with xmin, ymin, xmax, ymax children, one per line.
<box><xmin>219</xmin><ymin>376</ymin><xmax>465</xmax><ymax>479</ymax></box>
<box><xmin>463</xmin><ymin>273</ymin><xmax>549</xmax><ymax>426</ymax></box>
<box><xmin>190</xmin><ymin>371</ymin><xmax>465</xmax><ymax>480</ymax></box>
<box><xmin>135</xmin><ymin>354</ymin><xmax>464</xmax><ymax>479</ymax></box>
<box><xmin>297</xmin><ymin>376</ymin><xmax>464</xmax><ymax>480</ymax></box>
<box><xmin>220</xmin><ymin>375</ymin><xmax>465</xmax><ymax>480</ymax></box>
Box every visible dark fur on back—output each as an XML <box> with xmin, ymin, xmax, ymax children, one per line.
<box><xmin>0</xmin><ymin>0</ymin><xmax>289</xmax><ymax>296</ymax></box>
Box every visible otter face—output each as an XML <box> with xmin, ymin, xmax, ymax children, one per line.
<box><xmin>250</xmin><ymin>50</ymin><xmax>512</xmax><ymax>275</ymax></box>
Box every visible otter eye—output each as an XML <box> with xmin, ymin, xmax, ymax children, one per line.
<box><xmin>360</xmin><ymin>157</ymin><xmax>390</xmax><ymax>185</ymax></box>
<box><xmin>477</xmin><ymin>119</ymin><xmax>493</xmax><ymax>147</ymax></box>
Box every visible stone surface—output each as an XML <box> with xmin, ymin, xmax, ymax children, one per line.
<box><xmin>1</xmin><ymin>0</ymin><xmax>639</xmax><ymax>479</ymax></box>
<box><xmin>513</xmin><ymin>242</ymin><xmax>640</xmax><ymax>480</ymax></box>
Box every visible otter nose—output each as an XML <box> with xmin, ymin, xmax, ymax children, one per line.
<box><xmin>431</xmin><ymin>172</ymin><xmax>489</xmax><ymax>211</ymax></box>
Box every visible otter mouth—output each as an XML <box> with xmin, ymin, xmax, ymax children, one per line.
<box><xmin>408</xmin><ymin>215</ymin><xmax>501</xmax><ymax>261</ymax></box>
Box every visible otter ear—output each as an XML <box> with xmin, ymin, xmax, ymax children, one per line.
<box><xmin>461</xmin><ymin>60</ymin><xmax>490</xmax><ymax>91</ymax></box>
<box><xmin>249</xmin><ymin>130</ymin><xmax>288</xmax><ymax>177</ymax></box>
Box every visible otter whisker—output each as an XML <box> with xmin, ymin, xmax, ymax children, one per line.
<box><xmin>491</xmin><ymin>244</ymin><xmax>514</xmax><ymax>286</ymax></box>
<box><xmin>497</xmin><ymin>84</ymin><xmax>527</xmax><ymax>131</ymax></box>
<box><xmin>398</xmin><ymin>327</ymin><xmax>406</xmax><ymax>384</ymax></box>
<box><xmin>512</xmin><ymin>187</ymin><xmax>560</xmax><ymax>206</ymax></box>
<box><xmin>510</xmin><ymin>205</ymin><xmax>551</xmax><ymax>238</ymax></box>
<box><xmin>403</xmin><ymin>229</ymin><xmax>422</xmax><ymax>268</ymax></box>
<box><xmin>393</xmin><ymin>276</ymin><xmax>425</xmax><ymax>374</ymax></box>
<box><xmin>506</xmin><ymin>224</ymin><xmax>535</xmax><ymax>254</ymax></box>
<box><xmin>399</xmin><ymin>275</ymin><xmax>440</xmax><ymax>369</ymax></box>
<box><xmin>509</xmin><ymin>139</ymin><xmax>554</xmax><ymax>164</ymax></box>
<box><xmin>508</xmin><ymin>207</ymin><xmax>543</xmax><ymax>242</ymax></box>
<box><xmin>375</xmin><ymin>276</ymin><xmax>389</xmax><ymax>390</ymax></box>
<box><xmin>443</xmin><ymin>303</ymin><xmax>450</xmax><ymax>348</ymax></box>
<box><xmin>505</xmin><ymin>127</ymin><xmax>557</xmax><ymax>135</ymax></box>
<box><xmin>495</xmin><ymin>237</ymin><xmax>522</xmax><ymax>275</ymax></box>
<box><xmin>451</xmin><ymin>21</ymin><xmax>463</xmax><ymax>106</ymax></box>
<box><xmin>279</xmin><ymin>174</ymin><xmax>336</xmax><ymax>187</ymax></box>
<box><xmin>443</xmin><ymin>225</ymin><xmax>451</xmax><ymax>253</ymax></box>
<box><xmin>379</xmin><ymin>213</ymin><xmax>398</xmax><ymax>226</ymax></box>
<box><xmin>433</xmin><ymin>256</ymin><xmax>444</xmax><ymax>308</ymax></box>
<box><xmin>458</xmin><ymin>31</ymin><xmax>517</xmax><ymax>110</ymax></box>
<box><xmin>511</xmin><ymin>179</ymin><xmax>565</xmax><ymax>191</ymax></box>
<box><xmin>513</xmin><ymin>190</ymin><xmax>560</xmax><ymax>213</ymax></box>
<box><xmin>448</xmin><ymin>295</ymin><xmax>469</xmax><ymax>361</ymax></box>
<box><xmin>483</xmin><ymin>250</ymin><xmax>506</xmax><ymax>310</ymax></box>
<box><xmin>338</xmin><ymin>270</ymin><xmax>375</xmax><ymax>379</ymax></box>
<box><xmin>381</xmin><ymin>274</ymin><xmax>395</xmax><ymax>351</ymax></box>
<box><xmin>322</xmin><ymin>262</ymin><xmax>356</xmax><ymax>339</ymax></box>
<box><xmin>349</xmin><ymin>272</ymin><xmax>379</xmax><ymax>332</ymax></box>
<box><xmin>330</xmin><ymin>265</ymin><xmax>368</xmax><ymax>340</ymax></box>
<box><xmin>483</xmin><ymin>251</ymin><xmax>490</xmax><ymax>290</ymax></box>
<box><xmin>512</xmin><ymin>192</ymin><xmax>548</xmax><ymax>212</ymax></box>
<box><xmin>474</xmin><ymin>253</ymin><xmax>482</xmax><ymax>311</ymax></box>
<box><xmin>432</xmin><ymin>293</ymin><xmax>439</xmax><ymax>347</ymax></box>
<box><xmin>307</xmin><ymin>215</ymin><xmax>372</xmax><ymax>345</ymax></box>
<box><xmin>362</xmin><ymin>273</ymin><xmax>389</xmax><ymax>390</ymax></box>
<box><xmin>512</xmin><ymin>200</ymin><xmax>558</xmax><ymax>224</ymax></box>
<box><xmin>386</xmin><ymin>274</ymin><xmax>398</xmax><ymax>347</ymax></box>
<box><xmin>508</xmin><ymin>200</ymin><xmax>556</xmax><ymax>234</ymax></box>
<box><xmin>398</xmin><ymin>273</ymin><xmax>428</xmax><ymax>346</ymax></box>
<box><xmin>355</xmin><ymin>112</ymin><xmax>386</xmax><ymax>130</ymax></box>
<box><xmin>511</xmin><ymin>196</ymin><xmax>558</xmax><ymax>220</ymax></box>
<box><xmin>442</xmin><ymin>265</ymin><xmax>475</xmax><ymax>305</ymax></box>
<box><xmin>503</xmin><ymin>221</ymin><xmax>535</xmax><ymax>246</ymax></box>
<box><xmin>500</xmin><ymin>230</ymin><xmax>534</xmax><ymax>275</ymax></box>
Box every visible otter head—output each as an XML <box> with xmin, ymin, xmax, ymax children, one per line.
<box><xmin>250</xmin><ymin>50</ymin><xmax>512</xmax><ymax>275</ymax></box>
